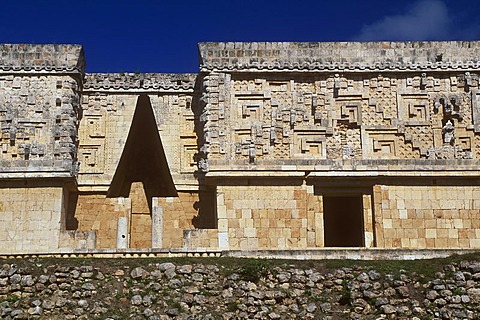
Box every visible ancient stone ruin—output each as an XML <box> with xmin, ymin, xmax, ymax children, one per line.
<box><xmin>1</xmin><ymin>41</ymin><xmax>480</xmax><ymax>255</ymax></box>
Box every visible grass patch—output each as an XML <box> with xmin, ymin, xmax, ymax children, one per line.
<box><xmin>1</xmin><ymin>295</ymin><xmax>20</xmax><ymax>303</ymax></box>
<box><xmin>236</xmin><ymin>259</ymin><xmax>272</xmax><ymax>282</ymax></box>
<box><xmin>227</xmin><ymin>301</ymin><xmax>239</xmax><ymax>312</ymax></box>
<box><xmin>324</xmin><ymin>252</ymin><xmax>480</xmax><ymax>279</ymax></box>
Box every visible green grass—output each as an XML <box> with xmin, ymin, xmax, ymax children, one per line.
<box><xmin>1</xmin><ymin>295</ymin><xmax>20</xmax><ymax>303</ymax></box>
<box><xmin>227</xmin><ymin>301</ymin><xmax>239</xmax><ymax>312</ymax></box>
<box><xmin>324</xmin><ymin>252</ymin><xmax>480</xmax><ymax>279</ymax></box>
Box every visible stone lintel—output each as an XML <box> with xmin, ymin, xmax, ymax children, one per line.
<box><xmin>205</xmin><ymin>171</ymin><xmax>306</xmax><ymax>178</ymax></box>
<box><xmin>0</xmin><ymin>172</ymin><xmax>74</xmax><ymax>179</ymax></box>
<box><xmin>77</xmin><ymin>184</ymin><xmax>200</xmax><ymax>193</ymax></box>
<box><xmin>306</xmin><ymin>171</ymin><xmax>480</xmax><ymax>178</ymax></box>
<box><xmin>206</xmin><ymin>159</ymin><xmax>480</xmax><ymax>172</ymax></box>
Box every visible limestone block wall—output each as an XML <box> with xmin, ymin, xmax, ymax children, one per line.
<box><xmin>216</xmin><ymin>180</ymin><xmax>322</xmax><ymax>250</ymax></box>
<box><xmin>0</xmin><ymin>181</ymin><xmax>67</xmax><ymax>254</ymax></box>
<box><xmin>126</xmin><ymin>190</ymin><xmax>215</xmax><ymax>249</ymax></box>
<box><xmin>73</xmin><ymin>195</ymin><xmax>131</xmax><ymax>249</ymax></box>
<box><xmin>183</xmin><ymin>229</ymin><xmax>219</xmax><ymax>249</ymax></box>
<box><xmin>199</xmin><ymin>41</ymin><xmax>480</xmax><ymax>251</ymax></box>
<box><xmin>374</xmin><ymin>184</ymin><xmax>480</xmax><ymax>249</ymax></box>
<box><xmin>72</xmin><ymin>191</ymin><xmax>213</xmax><ymax>249</ymax></box>
<box><xmin>0</xmin><ymin>44</ymin><xmax>85</xmax><ymax>254</ymax></box>
<box><xmin>4</xmin><ymin>41</ymin><xmax>480</xmax><ymax>254</ymax></box>
<box><xmin>158</xmin><ymin>192</ymin><xmax>209</xmax><ymax>248</ymax></box>
<box><xmin>363</xmin><ymin>194</ymin><xmax>374</xmax><ymax>247</ymax></box>
<box><xmin>124</xmin><ymin>182</ymin><xmax>151</xmax><ymax>248</ymax></box>
<box><xmin>58</xmin><ymin>230</ymin><xmax>96</xmax><ymax>250</ymax></box>
<box><xmin>69</xmin><ymin>73</ymin><xmax>213</xmax><ymax>250</ymax></box>
<box><xmin>130</xmin><ymin>213</ymin><xmax>152</xmax><ymax>248</ymax></box>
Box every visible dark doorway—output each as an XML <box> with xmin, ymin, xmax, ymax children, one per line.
<box><xmin>323</xmin><ymin>195</ymin><xmax>364</xmax><ymax>247</ymax></box>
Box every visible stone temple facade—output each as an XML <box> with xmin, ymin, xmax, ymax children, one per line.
<box><xmin>2</xmin><ymin>41</ymin><xmax>480</xmax><ymax>254</ymax></box>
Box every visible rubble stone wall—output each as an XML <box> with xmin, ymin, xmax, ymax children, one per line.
<box><xmin>1</xmin><ymin>257</ymin><xmax>480</xmax><ymax>319</ymax></box>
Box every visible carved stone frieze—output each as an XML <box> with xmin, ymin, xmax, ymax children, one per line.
<box><xmin>0</xmin><ymin>74</ymin><xmax>81</xmax><ymax>174</ymax></box>
<box><xmin>201</xmin><ymin>68</ymin><xmax>480</xmax><ymax>164</ymax></box>
<box><xmin>83</xmin><ymin>73</ymin><xmax>196</xmax><ymax>91</ymax></box>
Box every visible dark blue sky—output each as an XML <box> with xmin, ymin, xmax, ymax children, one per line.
<box><xmin>1</xmin><ymin>0</ymin><xmax>479</xmax><ymax>73</ymax></box>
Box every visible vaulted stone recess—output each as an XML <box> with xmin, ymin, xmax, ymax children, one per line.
<box><xmin>108</xmin><ymin>94</ymin><xmax>177</xmax><ymax>199</ymax></box>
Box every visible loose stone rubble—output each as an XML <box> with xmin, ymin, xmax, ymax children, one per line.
<box><xmin>0</xmin><ymin>257</ymin><xmax>480</xmax><ymax>319</ymax></box>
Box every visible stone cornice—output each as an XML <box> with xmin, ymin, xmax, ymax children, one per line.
<box><xmin>0</xmin><ymin>44</ymin><xmax>85</xmax><ymax>73</ymax></box>
<box><xmin>198</xmin><ymin>41</ymin><xmax>480</xmax><ymax>72</ymax></box>
<box><xmin>83</xmin><ymin>73</ymin><xmax>197</xmax><ymax>91</ymax></box>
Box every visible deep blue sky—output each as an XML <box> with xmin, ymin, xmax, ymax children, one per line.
<box><xmin>1</xmin><ymin>0</ymin><xmax>479</xmax><ymax>73</ymax></box>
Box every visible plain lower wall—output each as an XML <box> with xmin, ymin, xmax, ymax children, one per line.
<box><xmin>216</xmin><ymin>179</ymin><xmax>323</xmax><ymax>250</ymax></box>
<box><xmin>72</xmin><ymin>191</ymin><xmax>215</xmax><ymax>249</ymax></box>
<box><xmin>374</xmin><ymin>185</ymin><xmax>480</xmax><ymax>249</ymax></box>
<box><xmin>0</xmin><ymin>181</ymin><xmax>66</xmax><ymax>254</ymax></box>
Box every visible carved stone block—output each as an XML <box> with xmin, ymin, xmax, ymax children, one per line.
<box><xmin>293</xmin><ymin>133</ymin><xmax>326</xmax><ymax>158</ymax></box>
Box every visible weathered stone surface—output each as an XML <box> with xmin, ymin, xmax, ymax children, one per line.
<box><xmin>130</xmin><ymin>267</ymin><xmax>148</xmax><ymax>279</ymax></box>
<box><xmin>2</xmin><ymin>41</ymin><xmax>480</xmax><ymax>255</ymax></box>
<box><xmin>198</xmin><ymin>41</ymin><xmax>480</xmax><ymax>71</ymax></box>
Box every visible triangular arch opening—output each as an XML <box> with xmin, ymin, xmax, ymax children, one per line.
<box><xmin>107</xmin><ymin>94</ymin><xmax>177</xmax><ymax>203</ymax></box>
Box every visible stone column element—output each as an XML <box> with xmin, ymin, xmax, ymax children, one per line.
<box><xmin>363</xmin><ymin>194</ymin><xmax>374</xmax><ymax>248</ymax></box>
<box><xmin>151</xmin><ymin>197</ymin><xmax>164</xmax><ymax>249</ymax></box>
<box><xmin>216</xmin><ymin>191</ymin><xmax>229</xmax><ymax>250</ymax></box>
<box><xmin>116</xmin><ymin>217</ymin><xmax>129</xmax><ymax>249</ymax></box>
<box><xmin>86</xmin><ymin>231</ymin><xmax>97</xmax><ymax>249</ymax></box>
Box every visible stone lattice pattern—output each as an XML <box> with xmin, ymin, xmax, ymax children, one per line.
<box><xmin>0</xmin><ymin>74</ymin><xmax>82</xmax><ymax>175</ymax></box>
<box><xmin>201</xmin><ymin>71</ymin><xmax>478</xmax><ymax>165</ymax></box>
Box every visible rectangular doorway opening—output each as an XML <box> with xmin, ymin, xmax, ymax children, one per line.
<box><xmin>323</xmin><ymin>195</ymin><xmax>364</xmax><ymax>247</ymax></box>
